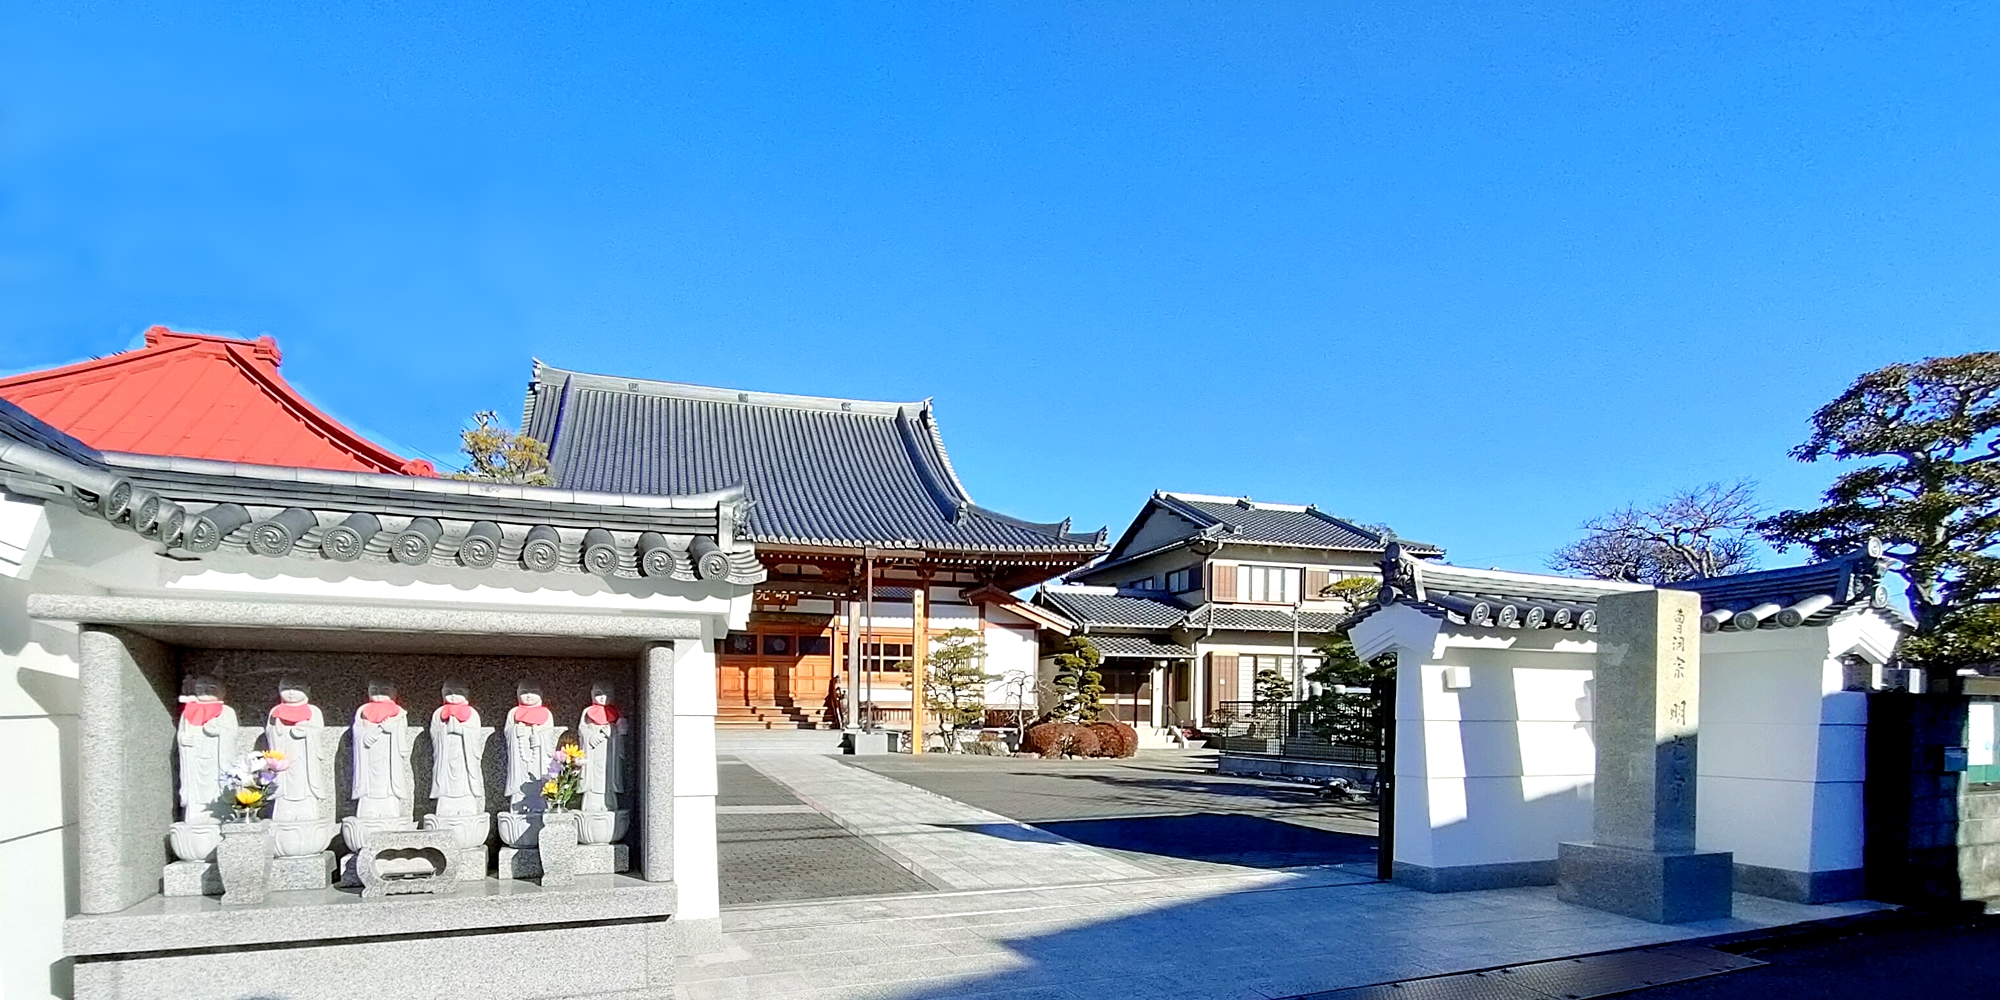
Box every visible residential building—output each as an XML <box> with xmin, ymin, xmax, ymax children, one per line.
<box><xmin>524</xmin><ymin>362</ymin><xmax>1103</xmax><ymax>730</ymax></box>
<box><xmin>1037</xmin><ymin>491</ymin><xmax>1441</xmax><ymax>736</ymax></box>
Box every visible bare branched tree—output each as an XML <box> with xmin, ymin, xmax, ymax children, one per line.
<box><xmin>1550</xmin><ymin>481</ymin><xmax>1762</xmax><ymax>584</ymax></box>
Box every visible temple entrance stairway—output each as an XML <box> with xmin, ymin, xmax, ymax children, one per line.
<box><xmin>714</xmin><ymin>698</ymin><xmax>832</xmax><ymax>730</ymax></box>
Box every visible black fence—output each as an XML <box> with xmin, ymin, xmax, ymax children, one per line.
<box><xmin>1209</xmin><ymin>692</ymin><xmax>1386</xmax><ymax>765</ymax></box>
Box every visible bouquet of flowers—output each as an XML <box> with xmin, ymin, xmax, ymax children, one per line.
<box><xmin>541</xmin><ymin>742</ymin><xmax>585</xmax><ymax>812</ymax></box>
<box><xmin>222</xmin><ymin>750</ymin><xmax>288</xmax><ymax>821</ymax></box>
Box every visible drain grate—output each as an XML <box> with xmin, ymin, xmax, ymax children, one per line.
<box><xmin>1297</xmin><ymin>944</ymin><xmax>1765</xmax><ymax>1000</ymax></box>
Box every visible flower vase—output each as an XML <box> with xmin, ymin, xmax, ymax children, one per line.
<box><xmin>539</xmin><ymin>811</ymin><xmax>578</xmax><ymax>887</ymax></box>
<box><xmin>216</xmin><ymin>820</ymin><xmax>272</xmax><ymax>906</ymax></box>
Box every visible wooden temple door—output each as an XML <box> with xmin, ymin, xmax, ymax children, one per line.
<box><xmin>719</xmin><ymin>632</ymin><xmax>756</xmax><ymax>706</ymax></box>
<box><xmin>792</xmin><ymin>632</ymin><xmax>834</xmax><ymax>709</ymax></box>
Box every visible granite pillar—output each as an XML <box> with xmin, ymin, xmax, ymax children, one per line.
<box><xmin>77</xmin><ymin>627</ymin><xmax>178</xmax><ymax>915</ymax></box>
<box><xmin>1559</xmin><ymin>588</ymin><xmax>1732</xmax><ymax>922</ymax></box>
<box><xmin>638</xmin><ymin>642</ymin><xmax>675</xmax><ymax>883</ymax></box>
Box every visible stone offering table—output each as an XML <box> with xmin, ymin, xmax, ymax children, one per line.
<box><xmin>1558</xmin><ymin>588</ymin><xmax>1733</xmax><ymax>923</ymax></box>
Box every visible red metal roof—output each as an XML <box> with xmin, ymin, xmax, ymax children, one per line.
<box><xmin>0</xmin><ymin>326</ymin><xmax>435</xmax><ymax>476</ymax></box>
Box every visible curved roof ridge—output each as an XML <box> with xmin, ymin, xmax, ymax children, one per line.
<box><xmin>530</xmin><ymin>362</ymin><xmax>925</xmax><ymax>417</ymax></box>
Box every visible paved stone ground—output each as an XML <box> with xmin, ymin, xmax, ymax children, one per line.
<box><xmin>679</xmin><ymin>868</ymin><xmax>1887</xmax><ymax>1000</ymax></box>
<box><xmin>845</xmin><ymin>752</ymin><xmax>1381</xmax><ymax>875</ymax></box>
<box><xmin>691</xmin><ymin>748</ymin><xmax>1888</xmax><ymax>1000</ymax></box>
<box><xmin>734</xmin><ymin>752</ymin><xmax>1159</xmax><ymax>891</ymax></box>
<box><xmin>717</xmin><ymin>757</ymin><xmax>932</xmax><ymax>906</ymax></box>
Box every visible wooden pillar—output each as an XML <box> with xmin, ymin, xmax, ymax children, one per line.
<box><xmin>911</xmin><ymin>574</ymin><xmax>929</xmax><ymax>754</ymax></box>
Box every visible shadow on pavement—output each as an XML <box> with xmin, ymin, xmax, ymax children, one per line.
<box><xmin>945</xmin><ymin>812</ymin><xmax>1379</xmax><ymax>869</ymax></box>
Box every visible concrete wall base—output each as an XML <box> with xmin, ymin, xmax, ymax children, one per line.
<box><xmin>1215</xmin><ymin>754</ymin><xmax>1376</xmax><ymax>788</ymax></box>
<box><xmin>1557</xmin><ymin>842</ymin><xmax>1733</xmax><ymax>923</ymax></box>
<box><xmin>1733</xmin><ymin>862</ymin><xmax>1864</xmax><ymax>904</ymax></box>
<box><xmin>1392</xmin><ymin>859</ymin><xmax>1555</xmax><ymax>893</ymax></box>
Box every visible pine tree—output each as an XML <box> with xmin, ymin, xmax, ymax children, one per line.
<box><xmin>1046</xmin><ymin>635</ymin><xmax>1104</xmax><ymax>723</ymax></box>
<box><xmin>925</xmin><ymin>628</ymin><xmax>990</xmax><ymax>747</ymax></box>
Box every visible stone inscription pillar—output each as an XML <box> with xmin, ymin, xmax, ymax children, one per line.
<box><xmin>1558</xmin><ymin>588</ymin><xmax>1733</xmax><ymax>922</ymax></box>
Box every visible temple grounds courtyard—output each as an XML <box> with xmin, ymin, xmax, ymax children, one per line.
<box><xmin>689</xmin><ymin>744</ymin><xmax>1887</xmax><ymax>1000</ymax></box>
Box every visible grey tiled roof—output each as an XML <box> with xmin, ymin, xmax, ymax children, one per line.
<box><xmin>1035</xmin><ymin>586</ymin><xmax>1189</xmax><ymax>629</ymax></box>
<box><xmin>524</xmin><ymin>364</ymin><xmax>1107</xmax><ymax>556</ymax></box>
<box><xmin>1156</xmin><ymin>494</ymin><xmax>1429</xmax><ymax>551</ymax></box>
<box><xmin>1082</xmin><ymin>634</ymin><xmax>1195</xmax><ymax>659</ymax></box>
<box><xmin>1183</xmin><ymin>605</ymin><xmax>1352</xmax><ymax>633</ymax></box>
<box><xmin>1079</xmin><ymin>491</ymin><xmax>1441</xmax><ymax>582</ymax></box>
<box><xmin>1370</xmin><ymin>541</ymin><xmax>1905</xmax><ymax>634</ymax></box>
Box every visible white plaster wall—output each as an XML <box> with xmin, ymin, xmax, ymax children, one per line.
<box><xmin>672</xmin><ymin>637</ymin><xmax>720</xmax><ymax>921</ymax></box>
<box><xmin>0</xmin><ymin>567</ymin><xmax>81</xmax><ymax>1000</ymax></box>
<box><xmin>1697</xmin><ymin>626</ymin><xmax>1874</xmax><ymax>876</ymax></box>
<box><xmin>1394</xmin><ymin>641</ymin><xmax>1597</xmax><ymax>871</ymax></box>
<box><xmin>980</xmin><ymin>625</ymin><xmax>1037</xmax><ymax>710</ymax></box>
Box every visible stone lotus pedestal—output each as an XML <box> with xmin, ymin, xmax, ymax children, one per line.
<box><xmin>216</xmin><ymin>821</ymin><xmax>271</xmax><ymax>906</ymax></box>
<box><xmin>163</xmin><ymin>823</ymin><xmax>223</xmax><ymax>896</ymax></box>
<box><xmin>422</xmin><ymin>811</ymin><xmax>492</xmax><ymax>883</ymax></box>
<box><xmin>497</xmin><ymin>810</ymin><xmax>596</xmax><ymax>883</ymax></box>
<box><xmin>268</xmin><ymin>820</ymin><xmax>337</xmax><ymax>891</ymax></box>
<box><xmin>577</xmin><ymin>808</ymin><xmax>628</xmax><ymax>845</ymax></box>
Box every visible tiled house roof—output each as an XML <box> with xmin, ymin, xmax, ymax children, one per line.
<box><xmin>1034</xmin><ymin>585</ymin><xmax>1190</xmax><ymax>629</ymax></box>
<box><xmin>523</xmin><ymin>363</ymin><xmax>1106</xmax><ymax>558</ymax></box>
<box><xmin>0</xmin><ymin>327</ymin><xmax>434</xmax><ymax>476</ymax></box>
<box><xmin>1074</xmin><ymin>491</ymin><xmax>1441</xmax><ymax>583</ymax></box>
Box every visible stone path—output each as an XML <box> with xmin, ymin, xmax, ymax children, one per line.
<box><xmin>716</xmin><ymin>758</ymin><xmax>933</xmax><ymax>906</ymax></box>
<box><xmin>734</xmin><ymin>752</ymin><xmax>1159</xmax><ymax>891</ymax></box>
<box><xmin>678</xmin><ymin>868</ymin><xmax>1887</xmax><ymax>1000</ymax></box>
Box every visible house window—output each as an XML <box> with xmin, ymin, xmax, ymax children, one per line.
<box><xmin>1166</xmin><ymin>568</ymin><xmax>1194</xmax><ymax>593</ymax></box>
<box><xmin>799</xmin><ymin>634</ymin><xmax>832</xmax><ymax>656</ymax></box>
<box><xmin>1237</xmin><ymin>565</ymin><xmax>1297</xmax><ymax>604</ymax></box>
<box><xmin>1126</xmin><ymin>577</ymin><xmax>1159</xmax><ymax>591</ymax></box>
<box><xmin>763</xmin><ymin>634</ymin><xmax>793</xmax><ymax>657</ymax></box>
<box><xmin>862</xmin><ymin>641</ymin><xmax>915</xmax><ymax>673</ymax></box>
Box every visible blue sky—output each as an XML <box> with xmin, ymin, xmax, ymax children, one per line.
<box><xmin>2</xmin><ymin>3</ymin><xmax>1993</xmax><ymax>570</ymax></box>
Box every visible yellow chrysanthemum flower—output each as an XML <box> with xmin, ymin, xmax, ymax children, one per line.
<box><xmin>263</xmin><ymin>750</ymin><xmax>286</xmax><ymax>761</ymax></box>
<box><xmin>542</xmin><ymin>780</ymin><xmax>559</xmax><ymax>795</ymax></box>
<box><xmin>235</xmin><ymin>789</ymin><xmax>264</xmax><ymax>806</ymax></box>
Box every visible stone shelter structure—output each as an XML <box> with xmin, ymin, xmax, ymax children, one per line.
<box><xmin>1038</xmin><ymin>492</ymin><xmax>1441</xmax><ymax>738</ymax></box>
<box><xmin>1347</xmin><ymin>543</ymin><xmax>1908</xmax><ymax>909</ymax></box>
<box><xmin>0</xmin><ymin>393</ymin><xmax>762</xmax><ymax>998</ymax></box>
<box><xmin>523</xmin><ymin>362</ymin><xmax>1102</xmax><ymax>741</ymax></box>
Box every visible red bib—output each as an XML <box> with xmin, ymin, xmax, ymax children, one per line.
<box><xmin>513</xmin><ymin>704</ymin><xmax>553</xmax><ymax>726</ymax></box>
<box><xmin>359</xmin><ymin>701</ymin><xmax>402</xmax><ymax>724</ymax></box>
<box><xmin>181</xmin><ymin>701</ymin><xmax>225</xmax><ymax>725</ymax></box>
<box><xmin>584</xmin><ymin>704</ymin><xmax>620</xmax><ymax>725</ymax></box>
<box><xmin>438</xmin><ymin>703</ymin><xmax>473</xmax><ymax>723</ymax></box>
<box><xmin>271</xmin><ymin>703</ymin><xmax>314</xmax><ymax>725</ymax></box>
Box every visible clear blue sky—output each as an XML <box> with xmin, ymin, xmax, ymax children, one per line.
<box><xmin>2</xmin><ymin>3</ymin><xmax>1993</xmax><ymax>570</ymax></box>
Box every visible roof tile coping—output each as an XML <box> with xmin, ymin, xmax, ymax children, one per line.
<box><xmin>531</xmin><ymin>360</ymin><xmax>926</xmax><ymax>419</ymax></box>
<box><xmin>0</xmin><ymin>401</ymin><xmax>765</xmax><ymax>584</ymax></box>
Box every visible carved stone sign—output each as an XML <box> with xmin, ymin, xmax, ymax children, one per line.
<box><xmin>1557</xmin><ymin>588</ymin><xmax>1733</xmax><ymax>923</ymax></box>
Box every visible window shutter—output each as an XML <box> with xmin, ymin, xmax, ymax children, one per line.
<box><xmin>1304</xmin><ymin>568</ymin><xmax>1330</xmax><ymax>598</ymax></box>
<box><xmin>1189</xmin><ymin>564</ymin><xmax>1202</xmax><ymax>591</ymax></box>
<box><xmin>1211</xmin><ymin>652</ymin><xmax>1239</xmax><ymax>707</ymax></box>
<box><xmin>1210</xmin><ymin>563</ymin><xmax>1236</xmax><ymax>602</ymax></box>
